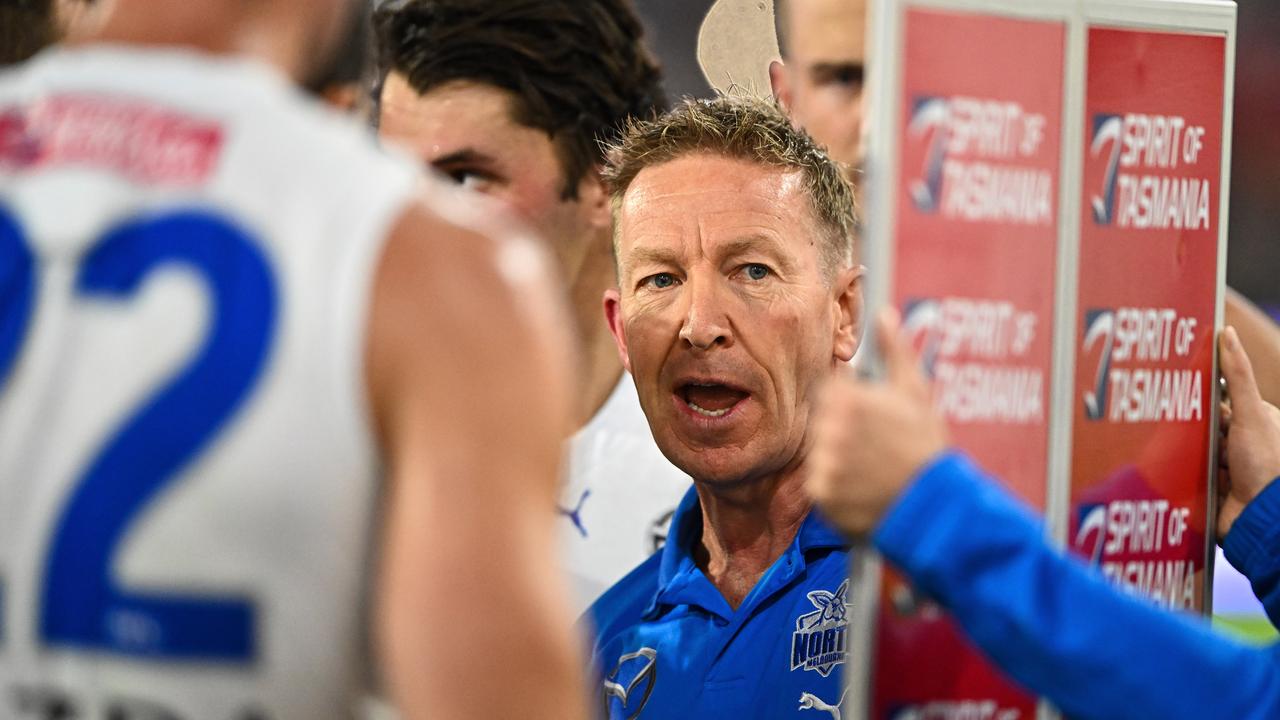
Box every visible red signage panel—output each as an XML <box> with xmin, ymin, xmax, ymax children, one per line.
<box><xmin>872</xmin><ymin>8</ymin><xmax>1066</xmax><ymax>718</ymax></box>
<box><xmin>1068</xmin><ymin>28</ymin><xmax>1226</xmax><ymax>613</ymax></box>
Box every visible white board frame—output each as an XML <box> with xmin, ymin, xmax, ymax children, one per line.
<box><xmin>849</xmin><ymin>2</ymin><xmax>1235</xmax><ymax>719</ymax></box>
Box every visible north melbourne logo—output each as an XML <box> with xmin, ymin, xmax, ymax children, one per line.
<box><xmin>790</xmin><ymin>580</ymin><xmax>850</xmax><ymax>677</ymax></box>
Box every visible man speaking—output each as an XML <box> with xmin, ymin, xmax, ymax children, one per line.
<box><xmin>586</xmin><ymin>95</ymin><xmax>863</xmax><ymax>718</ymax></box>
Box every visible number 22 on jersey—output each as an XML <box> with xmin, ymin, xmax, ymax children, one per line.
<box><xmin>0</xmin><ymin>204</ymin><xmax>276</xmax><ymax>662</ymax></box>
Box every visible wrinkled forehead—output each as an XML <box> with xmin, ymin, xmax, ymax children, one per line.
<box><xmin>615</xmin><ymin>155</ymin><xmax>822</xmax><ymax>268</ymax></box>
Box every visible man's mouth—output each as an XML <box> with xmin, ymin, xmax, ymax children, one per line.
<box><xmin>677</xmin><ymin>382</ymin><xmax>750</xmax><ymax>418</ymax></box>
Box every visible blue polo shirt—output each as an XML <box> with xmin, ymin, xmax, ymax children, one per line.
<box><xmin>586</xmin><ymin>485</ymin><xmax>852</xmax><ymax>719</ymax></box>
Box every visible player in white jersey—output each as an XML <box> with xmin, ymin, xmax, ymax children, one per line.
<box><xmin>373</xmin><ymin>0</ymin><xmax>692</xmax><ymax>614</ymax></box>
<box><xmin>0</xmin><ymin>1</ymin><xmax>588</xmax><ymax>719</ymax></box>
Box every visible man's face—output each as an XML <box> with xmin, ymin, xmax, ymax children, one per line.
<box><xmin>378</xmin><ymin>74</ymin><xmax>603</xmax><ymax>274</ymax></box>
<box><xmin>771</xmin><ymin>0</ymin><xmax>867</xmax><ymax>170</ymax></box>
<box><xmin>605</xmin><ymin>154</ymin><xmax>861</xmax><ymax>485</ymax></box>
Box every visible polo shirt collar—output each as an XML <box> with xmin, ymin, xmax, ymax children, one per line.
<box><xmin>797</xmin><ymin>507</ymin><xmax>848</xmax><ymax>553</ymax></box>
<box><xmin>645</xmin><ymin>485</ymin><xmax>849</xmax><ymax>619</ymax></box>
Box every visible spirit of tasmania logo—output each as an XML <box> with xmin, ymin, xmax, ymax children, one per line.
<box><xmin>901</xmin><ymin>298</ymin><xmax>943</xmax><ymax>378</ymax></box>
<box><xmin>1081</xmin><ymin>308</ymin><xmax>1115</xmax><ymax>420</ymax></box>
<box><xmin>1090</xmin><ymin>113</ymin><xmax>1123</xmax><ymax>225</ymax></box>
<box><xmin>907</xmin><ymin>96</ymin><xmax>950</xmax><ymax>213</ymax></box>
<box><xmin>790</xmin><ymin>579</ymin><xmax>850</xmax><ymax>677</ymax></box>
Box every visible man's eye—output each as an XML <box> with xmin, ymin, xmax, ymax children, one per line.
<box><xmin>814</xmin><ymin>64</ymin><xmax>865</xmax><ymax>92</ymax></box>
<box><xmin>832</xmin><ymin>68</ymin><xmax>863</xmax><ymax>89</ymax></box>
<box><xmin>744</xmin><ymin>264</ymin><xmax>770</xmax><ymax>281</ymax></box>
<box><xmin>442</xmin><ymin>168</ymin><xmax>492</xmax><ymax>190</ymax></box>
<box><xmin>645</xmin><ymin>273</ymin><xmax>679</xmax><ymax>289</ymax></box>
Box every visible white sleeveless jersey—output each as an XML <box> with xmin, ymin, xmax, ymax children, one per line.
<box><xmin>559</xmin><ymin>375</ymin><xmax>690</xmax><ymax>615</ymax></box>
<box><xmin>0</xmin><ymin>47</ymin><xmax>419</xmax><ymax>720</ymax></box>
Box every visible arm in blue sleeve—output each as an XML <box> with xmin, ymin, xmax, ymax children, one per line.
<box><xmin>1223</xmin><ymin>478</ymin><xmax>1280</xmax><ymax>628</ymax></box>
<box><xmin>873</xmin><ymin>451</ymin><xmax>1280</xmax><ymax>720</ymax></box>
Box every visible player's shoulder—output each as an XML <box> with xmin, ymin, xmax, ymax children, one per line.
<box><xmin>584</xmin><ymin>550</ymin><xmax>664</xmax><ymax>644</ymax></box>
<box><xmin>2</xmin><ymin>46</ymin><xmax>419</xmax><ymax>205</ymax></box>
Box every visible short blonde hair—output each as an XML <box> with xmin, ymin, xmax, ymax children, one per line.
<box><xmin>604</xmin><ymin>95</ymin><xmax>857</xmax><ymax>273</ymax></box>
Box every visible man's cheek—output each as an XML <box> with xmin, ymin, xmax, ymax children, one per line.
<box><xmin>621</xmin><ymin>322</ymin><xmax>661</xmax><ymax>375</ymax></box>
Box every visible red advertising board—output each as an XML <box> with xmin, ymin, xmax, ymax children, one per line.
<box><xmin>1068</xmin><ymin>28</ymin><xmax>1226</xmax><ymax>612</ymax></box>
<box><xmin>871</xmin><ymin>8</ymin><xmax>1065</xmax><ymax>718</ymax></box>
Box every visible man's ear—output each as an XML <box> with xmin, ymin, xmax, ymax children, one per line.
<box><xmin>579</xmin><ymin>166</ymin><xmax>613</xmax><ymax>234</ymax></box>
<box><xmin>769</xmin><ymin>60</ymin><xmax>793</xmax><ymax>110</ymax></box>
<box><xmin>833</xmin><ymin>264</ymin><xmax>865</xmax><ymax>362</ymax></box>
<box><xmin>604</xmin><ymin>288</ymin><xmax>632</xmax><ymax>373</ymax></box>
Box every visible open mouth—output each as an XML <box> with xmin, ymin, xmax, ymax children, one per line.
<box><xmin>677</xmin><ymin>382</ymin><xmax>750</xmax><ymax>419</ymax></box>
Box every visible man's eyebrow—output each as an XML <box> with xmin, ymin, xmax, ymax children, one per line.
<box><xmin>716</xmin><ymin>234</ymin><xmax>801</xmax><ymax>273</ymax></box>
<box><xmin>625</xmin><ymin>245</ymin><xmax>682</xmax><ymax>271</ymax></box>
<box><xmin>809</xmin><ymin>62</ymin><xmax>865</xmax><ymax>85</ymax></box>
<box><xmin>429</xmin><ymin>147</ymin><xmax>498</xmax><ymax>167</ymax></box>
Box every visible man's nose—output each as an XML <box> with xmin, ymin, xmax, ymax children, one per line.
<box><xmin>678</xmin><ymin>277</ymin><xmax>733</xmax><ymax>351</ymax></box>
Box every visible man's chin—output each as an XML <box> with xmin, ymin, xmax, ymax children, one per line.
<box><xmin>660</xmin><ymin>445</ymin><xmax>765</xmax><ymax>487</ymax></box>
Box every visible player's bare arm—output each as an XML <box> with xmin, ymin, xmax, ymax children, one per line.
<box><xmin>366</xmin><ymin>195</ymin><xmax>587</xmax><ymax>720</ymax></box>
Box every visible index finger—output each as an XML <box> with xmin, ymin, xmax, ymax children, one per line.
<box><xmin>877</xmin><ymin>307</ymin><xmax>930</xmax><ymax>398</ymax></box>
<box><xmin>1221</xmin><ymin>326</ymin><xmax>1265</xmax><ymax>420</ymax></box>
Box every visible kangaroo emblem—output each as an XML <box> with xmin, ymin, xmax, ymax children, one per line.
<box><xmin>558</xmin><ymin>489</ymin><xmax>592</xmax><ymax>538</ymax></box>
<box><xmin>807</xmin><ymin>584</ymin><xmax>850</xmax><ymax>626</ymax></box>
<box><xmin>798</xmin><ymin>690</ymin><xmax>847</xmax><ymax>720</ymax></box>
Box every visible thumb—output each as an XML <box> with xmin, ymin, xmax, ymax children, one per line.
<box><xmin>1221</xmin><ymin>326</ymin><xmax>1265</xmax><ymax>421</ymax></box>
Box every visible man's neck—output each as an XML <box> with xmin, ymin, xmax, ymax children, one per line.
<box><xmin>693</xmin><ymin>459</ymin><xmax>813</xmax><ymax>610</ymax></box>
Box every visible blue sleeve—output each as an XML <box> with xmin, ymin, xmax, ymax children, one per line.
<box><xmin>873</xmin><ymin>451</ymin><xmax>1280</xmax><ymax>720</ymax></box>
<box><xmin>1223</xmin><ymin>478</ymin><xmax>1280</xmax><ymax>628</ymax></box>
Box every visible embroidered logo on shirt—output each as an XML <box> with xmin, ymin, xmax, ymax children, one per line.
<box><xmin>790</xmin><ymin>579</ymin><xmax>850</xmax><ymax>677</ymax></box>
<box><xmin>602</xmin><ymin>647</ymin><xmax>657</xmax><ymax>720</ymax></box>
<box><xmin>799</xmin><ymin>689</ymin><xmax>847</xmax><ymax>719</ymax></box>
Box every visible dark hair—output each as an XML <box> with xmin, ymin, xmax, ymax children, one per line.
<box><xmin>373</xmin><ymin>0</ymin><xmax>668</xmax><ymax>199</ymax></box>
<box><xmin>1</xmin><ymin>0</ymin><xmax>56</xmax><ymax>66</ymax></box>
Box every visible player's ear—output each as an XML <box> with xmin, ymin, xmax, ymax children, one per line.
<box><xmin>604</xmin><ymin>287</ymin><xmax>632</xmax><ymax>373</ymax></box>
<box><xmin>579</xmin><ymin>166</ymin><xmax>613</xmax><ymax>234</ymax></box>
<box><xmin>833</xmin><ymin>263</ymin><xmax>864</xmax><ymax>362</ymax></box>
<box><xmin>769</xmin><ymin>60</ymin><xmax>792</xmax><ymax>110</ymax></box>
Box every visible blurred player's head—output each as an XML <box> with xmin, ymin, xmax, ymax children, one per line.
<box><xmin>373</xmin><ymin>0</ymin><xmax>667</xmax><ymax>276</ymax></box>
<box><xmin>2</xmin><ymin>0</ymin><xmax>57</xmax><ymax>65</ymax></box>
<box><xmin>603</xmin><ymin>96</ymin><xmax>862</xmax><ymax>485</ymax></box>
<box><xmin>87</xmin><ymin>0</ymin><xmax>362</xmax><ymax>85</ymax></box>
<box><xmin>1</xmin><ymin>0</ymin><xmax>113</xmax><ymax>67</ymax></box>
<box><xmin>303</xmin><ymin>0</ymin><xmax>373</xmax><ymax>112</ymax></box>
<box><xmin>769</xmin><ymin>0</ymin><xmax>866</xmax><ymax>172</ymax></box>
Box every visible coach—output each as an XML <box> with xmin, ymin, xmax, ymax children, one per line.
<box><xmin>586</xmin><ymin>95</ymin><xmax>863</xmax><ymax>719</ymax></box>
